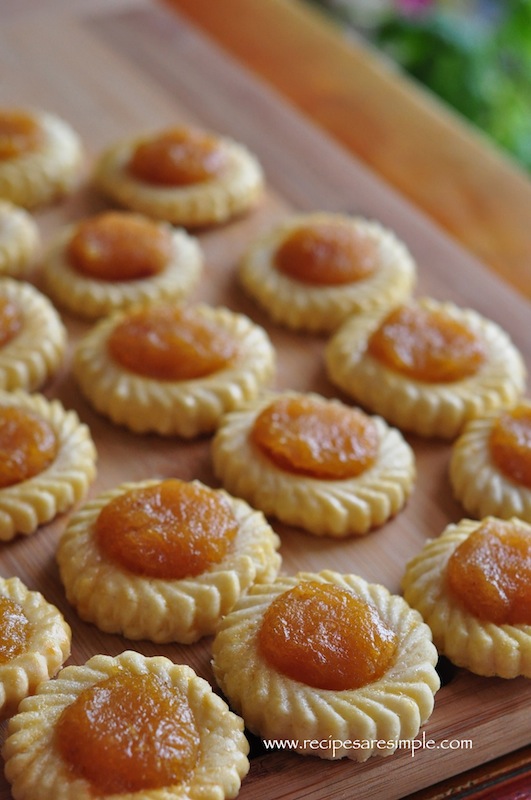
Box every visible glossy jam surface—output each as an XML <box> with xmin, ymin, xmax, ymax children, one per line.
<box><xmin>107</xmin><ymin>304</ymin><xmax>238</xmax><ymax>381</ymax></box>
<box><xmin>67</xmin><ymin>212</ymin><xmax>173</xmax><ymax>281</ymax></box>
<box><xmin>258</xmin><ymin>580</ymin><xmax>397</xmax><ymax>690</ymax></box>
<box><xmin>55</xmin><ymin>671</ymin><xmax>200</xmax><ymax>794</ymax></box>
<box><xmin>489</xmin><ymin>405</ymin><xmax>531</xmax><ymax>489</ymax></box>
<box><xmin>128</xmin><ymin>127</ymin><xmax>227</xmax><ymax>187</ymax></box>
<box><xmin>367</xmin><ymin>303</ymin><xmax>487</xmax><ymax>383</ymax></box>
<box><xmin>275</xmin><ymin>221</ymin><xmax>377</xmax><ymax>285</ymax></box>
<box><xmin>0</xmin><ymin>596</ymin><xmax>30</xmax><ymax>664</ymax></box>
<box><xmin>446</xmin><ymin>519</ymin><xmax>531</xmax><ymax>624</ymax></box>
<box><xmin>0</xmin><ymin>407</ymin><xmax>58</xmax><ymax>489</ymax></box>
<box><xmin>0</xmin><ymin>111</ymin><xmax>43</xmax><ymax>160</ymax></box>
<box><xmin>96</xmin><ymin>479</ymin><xmax>238</xmax><ymax>579</ymax></box>
<box><xmin>0</xmin><ymin>297</ymin><xmax>22</xmax><ymax>348</ymax></box>
<box><xmin>251</xmin><ymin>395</ymin><xmax>378</xmax><ymax>480</ymax></box>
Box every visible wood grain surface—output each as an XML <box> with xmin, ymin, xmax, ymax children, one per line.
<box><xmin>0</xmin><ymin>3</ymin><xmax>530</xmax><ymax>799</ymax></box>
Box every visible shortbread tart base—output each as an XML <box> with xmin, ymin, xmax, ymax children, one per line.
<box><xmin>0</xmin><ymin>200</ymin><xmax>40</xmax><ymax>278</ymax></box>
<box><xmin>239</xmin><ymin>213</ymin><xmax>416</xmax><ymax>332</ymax></box>
<box><xmin>42</xmin><ymin>220</ymin><xmax>203</xmax><ymax>319</ymax></box>
<box><xmin>0</xmin><ymin>576</ymin><xmax>71</xmax><ymax>719</ymax></box>
<box><xmin>212</xmin><ymin>570</ymin><xmax>440</xmax><ymax>761</ymax></box>
<box><xmin>0</xmin><ymin>110</ymin><xmax>83</xmax><ymax>209</ymax></box>
<box><xmin>0</xmin><ymin>390</ymin><xmax>97</xmax><ymax>541</ymax></box>
<box><xmin>73</xmin><ymin>303</ymin><xmax>276</xmax><ymax>437</ymax></box>
<box><xmin>3</xmin><ymin>651</ymin><xmax>250</xmax><ymax>800</ymax></box>
<box><xmin>57</xmin><ymin>479</ymin><xmax>281</xmax><ymax>643</ymax></box>
<box><xmin>0</xmin><ymin>277</ymin><xmax>67</xmax><ymax>392</ymax></box>
<box><xmin>326</xmin><ymin>297</ymin><xmax>526</xmax><ymax>439</ymax></box>
<box><xmin>94</xmin><ymin>132</ymin><xmax>263</xmax><ymax>227</ymax></box>
<box><xmin>449</xmin><ymin>403</ymin><xmax>531</xmax><ymax>522</ymax></box>
<box><xmin>401</xmin><ymin>518</ymin><xmax>531</xmax><ymax>678</ymax></box>
<box><xmin>212</xmin><ymin>391</ymin><xmax>416</xmax><ymax>537</ymax></box>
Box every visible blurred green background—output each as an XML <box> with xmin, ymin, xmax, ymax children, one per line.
<box><xmin>308</xmin><ymin>0</ymin><xmax>531</xmax><ymax>172</ymax></box>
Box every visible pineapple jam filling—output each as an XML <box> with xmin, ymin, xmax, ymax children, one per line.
<box><xmin>251</xmin><ymin>395</ymin><xmax>379</xmax><ymax>480</ymax></box>
<box><xmin>0</xmin><ymin>296</ymin><xmax>22</xmax><ymax>348</ymax></box>
<box><xmin>127</xmin><ymin>127</ymin><xmax>228</xmax><ymax>187</ymax></box>
<box><xmin>95</xmin><ymin>479</ymin><xmax>238</xmax><ymax>579</ymax></box>
<box><xmin>489</xmin><ymin>405</ymin><xmax>531</xmax><ymax>489</ymax></box>
<box><xmin>0</xmin><ymin>111</ymin><xmax>43</xmax><ymax>160</ymax></box>
<box><xmin>55</xmin><ymin>671</ymin><xmax>200</xmax><ymax>795</ymax></box>
<box><xmin>258</xmin><ymin>580</ymin><xmax>397</xmax><ymax>691</ymax></box>
<box><xmin>275</xmin><ymin>222</ymin><xmax>377</xmax><ymax>286</ymax></box>
<box><xmin>367</xmin><ymin>303</ymin><xmax>488</xmax><ymax>383</ymax></box>
<box><xmin>107</xmin><ymin>304</ymin><xmax>238</xmax><ymax>381</ymax></box>
<box><xmin>446</xmin><ymin>518</ymin><xmax>531</xmax><ymax>625</ymax></box>
<box><xmin>0</xmin><ymin>407</ymin><xmax>58</xmax><ymax>489</ymax></box>
<box><xmin>0</xmin><ymin>596</ymin><xmax>30</xmax><ymax>664</ymax></box>
<box><xmin>66</xmin><ymin>212</ymin><xmax>173</xmax><ymax>281</ymax></box>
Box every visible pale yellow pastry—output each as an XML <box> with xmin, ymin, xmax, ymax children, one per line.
<box><xmin>73</xmin><ymin>301</ymin><xmax>276</xmax><ymax>437</ymax></box>
<box><xmin>450</xmin><ymin>400</ymin><xmax>531</xmax><ymax>522</ymax></box>
<box><xmin>0</xmin><ymin>108</ymin><xmax>83</xmax><ymax>208</ymax></box>
<box><xmin>402</xmin><ymin>517</ymin><xmax>531</xmax><ymax>678</ymax></box>
<box><xmin>212</xmin><ymin>390</ymin><xmax>415</xmax><ymax>537</ymax></box>
<box><xmin>0</xmin><ymin>200</ymin><xmax>40</xmax><ymax>278</ymax></box>
<box><xmin>57</xmin><ymin>477</ymin><xmax>281</xmax><ymax>643</ymax></box>
<box><xmin>0</xmin><ymin>389</ymin><xmax>97</xmax><ymax>540</ymax></box>
<box><xmin>93</xmin><ymin>124</ymin><xmax>263</xmax><ymax>227</ymax></box>
<box><xmin>3</xmin><ymin>650</ymin><xmax>250</xmax><ymax>800</ymax></box>
<box><xmin>0</xmin><ymin>576</ymin><xmax>71</xmax><ymax>719</ymax></box>
<box><xmin>326</xmin><ymin>296</ymin><xmax>526</xmax><ymax>439</ymax></box>
<box><xmin>42</xmin><ymin>210</ymin><xmax>203</xmax><ymax>319</ymax></box>
<box><xmin>239</xmin><ymin>213</ymin><xmax>416</xmax><ymax>332</ymax></box>
<box><xmin>212</xmin><ymin>570</ymin><xmax>440</xmax><ymax>761</ymax></box>
<box><xmin>0</xmin><ymin>277</ymin><xmax>67</xmax><ymax>392</ymax></box>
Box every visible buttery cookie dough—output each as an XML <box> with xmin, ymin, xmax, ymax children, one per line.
<box><xmin>0</xmin><ymin>200</ymin><xmax>40</xmax><ymax>278</ymax></box>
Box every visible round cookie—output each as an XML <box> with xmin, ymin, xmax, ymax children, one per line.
<box><xmin>0</xmin><ymin>200</ymin><xmax>40</xmax><ymax>278</ymax></box>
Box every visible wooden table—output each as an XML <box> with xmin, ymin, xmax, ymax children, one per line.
<box><xmin>1</xmin><ymin>1</ymin><xmax>530</xmax><ymax>799</ymax></box>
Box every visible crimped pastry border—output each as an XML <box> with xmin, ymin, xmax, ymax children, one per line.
<box><xmin>212</xmin><ymin>570</ymin><xmax>439</xmax><ymax>761</ymax></box>
<box><xmin>57</xmin><ymin>479</ymin><xmax>281</xmax><ymax>643</ymax></box>
<box><xmin>0</xmin><ymin>201</ymin><xmax>40</xmax><ymax>278</ymax></box>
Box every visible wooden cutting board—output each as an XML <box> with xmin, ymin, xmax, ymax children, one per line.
<box><xmin>0</xmin><ymin>3</ymin><xmax>529</xmax><ymax>798</ymax></box>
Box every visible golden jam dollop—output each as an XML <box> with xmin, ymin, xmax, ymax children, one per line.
<box><xmin>0</xmin><ymin>596</ymin><xmax>30</xmax><ymax>664</ymax></box>
<box><xmin>0</xmin><ymin>297</ymin><xmax>22</xmax><ymax>348</ymax></box>
<box><xmin>128</xmin><ymin>127</ymin><xmax>227</xmax><ymax>187</ymax></box>
<box><xmin>107</xmin><ymin>304</ymin><xmax>238</xmax><ymax>381</ymax></box>
<box><xmin>250</xmin><ymin>395</ymin><xmax>379</xmax><ymax>480</ymax></box>
<box><xmin>275</xmin><ymin>221</ymin><xmax>377</xmax><ymax>285</ymax></box>
<box><xmin>0</xmin><ymin>407</ymin><xmax>58</xmax><ymax>488</ymax></box>
<box><xmin>66</xmin><ymin>212</ymin><xmax>173</xmax><ymax>281</ymax></box>
<box><xmin>367</xmin><ymin>303</ymin><xmax>487</xmax><ymax>383</ymax></box>
<box><xmin>55</xmin><ymin>671</ymin><xmax>200</xmax><ymax>794</ymax></box>
<box><xmin>0</xmin><ymin>111</ymin><xmax>43</xmax><ymax>161</ymax></box>
<box><xmin>95</xmin><ymin>479</ymin><xmax>238</xmax><ymax>579</ymax></box>
<box><xmin>258</xmin><ymin>580</ymin><xmax>397</xmax><ymax>690</ymax></box>
<box><xmin>446</xmin><ymin>518</ymin><xmax>531</xmax><ymax>625</ymax></box>
<box><xmin>489</xmin><ymin>404</ymin><xmax>531</xmax><ymax>489</ymax></box>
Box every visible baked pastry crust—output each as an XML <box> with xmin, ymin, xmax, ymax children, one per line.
<box><xmin>0</xmin><ymin>576</ymin><xmax>71</xmax><ymax>719</ymax></box>
<box><xmin>41</xmin><ymin>216</ymin><xmax>203</xmax><ymax>319</ymax></box>
<box><xmin>0</xmin><ymin>390</ymin><xmax>97</xmax><ymax>540</ymax></box>
<box><xmin>93</xmin><ymin>128</ymin><xmax>263</xmax><ymax>227</ymax></box>
<box><xmin>72</xmin><ymin>303</ymin><xmax>276</xmax><ymax>437</ymax></box>
<box><xmin>0</xmin><ymin>277</ymin><xmax>67</xmax><ymax>392</ymax></box>
<box><xmin>401</xmin><ymin>517</ymin><xmax>531</xmax><ymax>678</ymax></box>
<box><xmin>0</xmin><ymin>109</ymin><xmax>83</xmax><ymax>209</ymax></box>
<box><xmin>3</xmin><ymin>650</ymin><xmax>250</xmax><ymax>800</ymax></box>
<box><xmin>212</xmin><ymin>570</ymin><xmax>440</xmax><ymax>761</ymax></box>
<box><xmin>57</xmin><ymin>478</ymin><xmax>281</xmax><ymax>643</ymax></box>
<box><xmin>239</xmin><ymin>213</ymin><xmax>416</xmax><ymax>332</ymax></box>
<box><xmin>212</xmin><ymin>391</ymin><xmax>416</xmax><ymax>537</ymax></box>
<box><xmin>326</xmin><ymin>296</ymin><xmax>526</xmax><ymax>439</ymax></box>
<box><xmin>0</xmin><ymin>200</ymin><xmax>40</xmax><ymax>278</ymax></box>
<box><xmin>450</xmin><ymin>401</ymin><xmax>531</xmax><ymax>521</ymax></box>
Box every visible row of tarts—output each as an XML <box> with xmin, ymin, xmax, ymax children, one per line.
<box><xmin>0</xmin><ymin>107</ymin><xmax>530</xmax><ymax>800</ymax></box>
